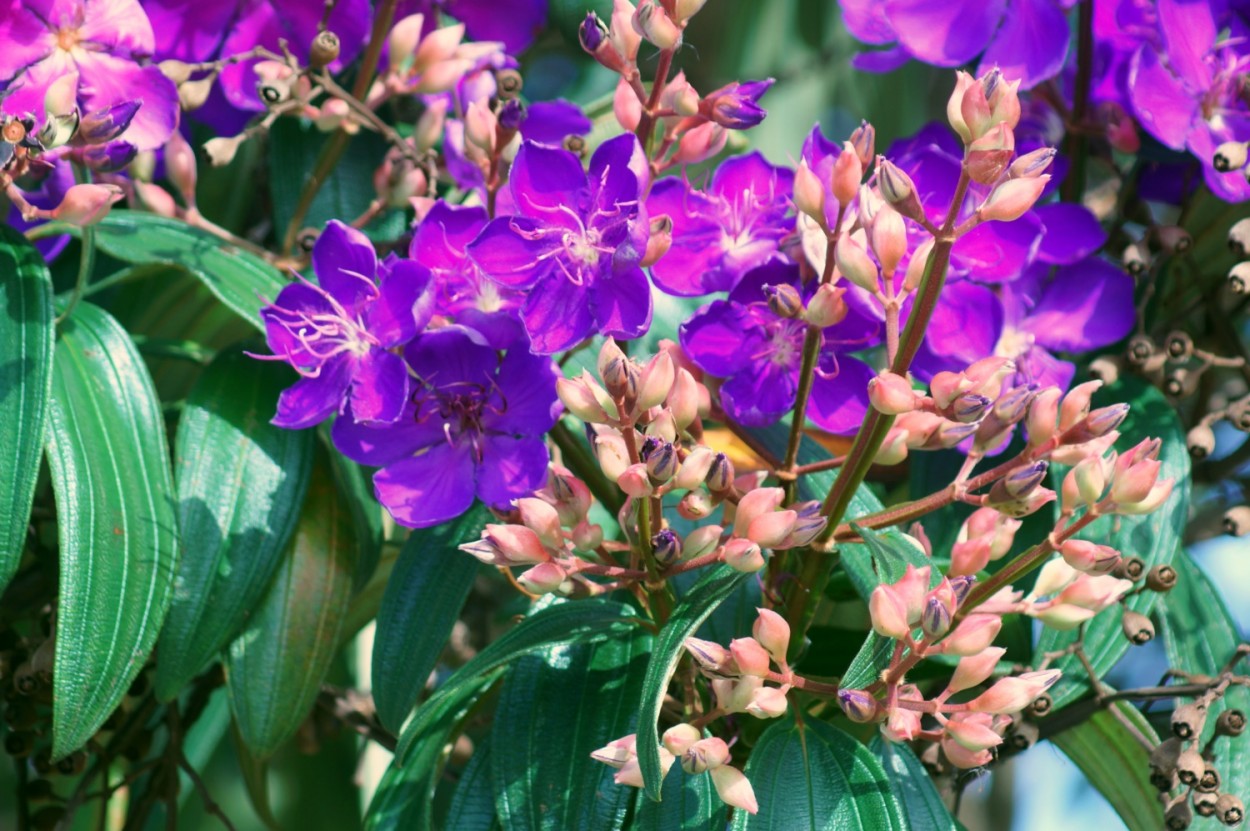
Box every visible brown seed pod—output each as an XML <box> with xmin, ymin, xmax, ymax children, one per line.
<box><xmin>1113</xmin><ymin>556</ymin><xmax>1146</xmax><ymax>581</ymax></box>
<box><xmin>1229</xmin><ymin>262</ymin><xmax>1250</xmax><ymax>295</ymax></box>
<box><xmin>1195</xmin><ymin>790</ymin><xmax>1220</xmax><ymax>817</ymax></box>
<box><xmin>1216</xmin><ymin>793</ymin><xmax>1245</xmax><ymax>826</ymax></box>
<box><xmin>56</xmin><ymin>750</ymin><xmax>86</xmax><ymax>776</ymax></box>
<box><xmin>1121</xmin><ymin>609</ymin><xmax>1155</xmax><ymax>645</ymax></box>
<box><xmin>495</xmin><ymin>68</ymin><xmax>523</xmax><ymax>100</ymax></box>
<box><xmin>1126</xmin><ymin>334</ymin><xmax>1157</xmax><ymax>366</ymax></box>
<box><xmin>1228</xmin><ymin>397</ymin><xmax>1250</xmax><ymax>432</ymax></box>
<box><xmin>1152</xmin><ymin>767</ymin><xmax>1178</xmax><ymax>792</ymax></box>
<box><xmin>1167</xmin><ymin>796</ymin><xmax>1194</xmax><ymax>830</ymax></box>
<box><xmin>1229</xmin><ymin>217</ymin><xmax>1250</xmax><ymax>258</ymax></box>
<box><xmin>1165</xmin><ymin>330</ymin><xmax>1195</xmax><ymax>360</ymax></box>
<box><xmin>1157</xmin><ymin>225</ymin><xmax>1194</xmax><ymax>254</ymax></box>
<box><xmin>1177</xmin><ymin>748</ymin><xmax>1205</xmax><ymax>787</ymax></box>
<box><xmin>1216</xmin><ymin>709</ymin><xmax>1247</xmax><ymax>737</ymax></box>
<box><xmin>1123</xmin><ymin>241</ymin><xmax>1150</xmax><ymax>275</ymax></box>
<box><xmin>1173</xmin><ymin>703</ymin><xmax>1208</xmax><ymax>741</ymax></box>
<box><xmin>563</xmin><ymin>134</ymin><xmax>587</xmax><ymax>155</ymax></box>
<box><xmin>309</xmin><ymin>30</ymin><xmax>341</xmax><ymax>69</ymax></box>
<box><xmin>1088</xmin><ymin>356</ymin><xmax>1122</xmax><ymax>385</ymax></box>
<box><xmin>1147</xmin><ymin>564</ymin><xmax>1179</xmax><ymax>593</ymax></box>
<box><xmin>1150</xmin><ymin>736</ymin><xmax>1184</xmax><ymax>775</ymax></box>
<box><xmin>2</xmin><ymin>118</ymin><xmax>28</xmax><ymax>144</ymax></box>
<box><xmin>1007</xmin><ymin>721</ymin><xmax>1039</xmax><ymax>752</ymax></box>
<box><xmin>1026</xmin><ymin>693</ymin><xmax>1053</xmax><ymax>719</ymax></box>
<box><xmin>1198</xmin><ymin>764</ymin><xmax>1222</xmax><ymax>794</ymax></box>
<box><xmin>1188</xmin><ymin>423</ymin><xmax>1217</xmax><ymax>460</ymax></box>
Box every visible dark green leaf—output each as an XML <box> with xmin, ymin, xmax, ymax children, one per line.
<box><xmin>634</xmin><ymin>764</ymin><xmax>728</xmax><ymax>831</ymax></box>
<box><xmin>233</xmin><ymin>726</ymin><xmax>282</xmax><ymax>831</ymax></box>
<box><xmin>0</xmin><ymin>224</ymin><xmax>53</xmax><ymax>594</ymax></box>
<box><xmin>637</xmin><ymin>565</ymin><xmax>749</xmax><ymax>800</ymax></box>
<box><xmin>372</xmin><ymin>506</ymin><xmax>486</xmax><ymax>733</ymax></box>
<box><xmin>839</xmin><ymin>634</ymin><xmax>896</xmax><ymax>692</ymax></box>
<box><xmin>1158</xmin><ymin>550</ymin><xmax>1250</xmax><ymax>824</ymax></box>
<box><xmin>491</xmin><ymin>627</ymin><xmax>652</xmax><ymax>831</ymax></box>
<box><xmin>1050</xmin><ymin>702</ymin><xmax>1162</xmax><ymax>831</ymax></box>
<box><xmin>1040</xmin><ymin>379</ymin><xmax>1190</xmax><ymax>708</ymax></box>
<box><xmin>155</xmin><ymin>346</ymin><xmax>313</xmax><ymax>701</ymax></box>
<box><xmin>76</xmin><ymin>211</ymin><xmax>286</xmax><ymax>330</ymax></box>
<box><xmin>366</xmin><ymin>698</ymin><xmax>472</xmax><ymax>831</ymax></box>
<box><xmin>225</xmin><ymin>448</ymin><xmax>356</xmax><ymax>758</ymax></box>
<box><xmin>395</xmin><ymin>599</ymin><xmax>639</xmax><ymax>764</ymax></box>
<box><xmin>45</xmin><ymin>301</ymin><xmax>180</xmax><ymax>758</ymax></box>
<box><xmin>869</xmin><ymin>737</ymin><xmax>959</xmax><ymax>830</ymax></box>
<box><xmin>327</xmin><ymin>447</ymin><xmax>384</xmax><ymax>590</ymax></box>
<box><xmin>730</xmin><ymin>718</ymin><xmax>906</xmax><ymax>830</ymax></box>
<box><xmin>445</xmin><ymin>736</ymin><xmax>497</xmax><ymax>831</ymax></box>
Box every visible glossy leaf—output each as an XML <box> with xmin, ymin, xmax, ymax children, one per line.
<box><xmin>869</xmin><ymin>737</ymin><xmax>959</xmax><ymax>831</ymax></box>
<box><xmin>225</xmin><ymin>448</ymin><xmax>357</xmax><ymax>759</ymax></box>
<box><xmin>1158</xmin><ymin>550</ymin><xmax>1250</xmax><ymax>821</ymax></box>
<box><xmin>45</xmin><ymin>301</ymin><xmax>180</xmax><ymax>758</ymax></box>
<box><xmin>634</xmin><ymin>764</ymin><xmax>728</xmax><ymax>831</ymax></box>
<box><xmin>1051</xmin><ymin>703</ymin><xmax>1163</xmax><ymax>831</ymax></box>
<box><xmin>492</xmin><ymin>627</ymin><xmax>652</xmax><ymax>831</ymax></box>
<box><xmin>78</xmin><ymin>210</ymin><xmax>286</xmax><ymax>330</ymax></box>
<box><xmin>328</xmin><ymin>447</ymin><xmax>384</xmax><ymax>590</ymax></box>
<box><xmin>730</xmin><ymin>718</ymin><xmax>906</xmax><ymax>830</ymax></box>
<box><xmin>445</xmin><ymin>736</ymin><xmax>498</xmax><ymax>831</ymax></box>
<box><xmin>1039</xmin><ymin>379</ymin><xmax>1190</xmax><ymax>708</ymax></box>
<box><xmin>0</xmin><ymin>225</ymin><xmax>53</xmax><ymax>594</ymax></box>
<box><xmin>637</xmin><ymin>565</ymin><xmax>750</xmax><ymax>800</ymax></box>
<box><xmin>155</xmin><ymin>346</ymin><xmax>313</xmax><ymax>701</ymax></box>
<box><xmin>395</xmin><ymin>599</ymin><xmax>638</xmax><ymax>764</ymax></box>
<box><xmin>372</xmin><ymin>506</ymin><xmax>486</xmax><ymax>733</ymax></box>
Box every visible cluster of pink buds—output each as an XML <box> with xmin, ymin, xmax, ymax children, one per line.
<box><xmin>975</xmin><ymin>557</ymin><xmax>1132</xmax><ymax>631</ymax></box>
<box><xmin>591</xmin><ymin>723</ymin><xmax>757</xmax><ymax>814</ymax></box>
<box><xmin>371</xmin><ymin>15</ymin><xmax>503</xmax><ymax>103</ymax></box>
<box><xmin>684</xmin><ymin>608</ymin><xmax>793</xmax><ymax>720</ymax></box>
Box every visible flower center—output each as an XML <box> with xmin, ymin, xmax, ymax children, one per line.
<box><xmin>564</xmin><ymin>229</ymin><xmax>601</xmax><ymax>267</ymax></box>
<box><xmin>56</xmin><ymin>27</ymin><xmax>81</xmax><ymax>52</ymax></box>
<box><xmin>995</xmin><ymin>326</ymin><xmax>1035</xmax><ymax>360</ymax></box>
<box><xmin>762</xmin><ymin>319</ymin><xmax>805</xmax><ymax>369</ymax></box>
<box><xmin>414</xmin><ymin>380</ymin><xmax>506</xmax><ymax>451</ymax></box>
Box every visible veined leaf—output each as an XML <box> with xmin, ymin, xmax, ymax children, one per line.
<box><xmin>1051</xmin><ymin>703</ymin><xmax>1163</xmax><ymax>831</ymax></box>
<box><xmin>0</xmin><ymin>225</ymin><xmax>53</xmax><ymax>594</ymax></box>
<box><xmin>637</xmin><ymin>565</ymin><xmax>749</xmax><ymax>800</ymax></box>
<box><xmin>395</xmin><ymin>599</ymin><xmax>639</xmax><ymax>764</ymax></box>
<box><xmin>45</xmin><ymin>301</ymin><xmax>179</xmax><ymax>757</ymax></box>
<box><xmin>154</xmin><ymin>346</ymin><xmax>313</xmax><ymax>701</ymax></box>
<box><xmin>74</xmin><ymin>211</ymin><xmax>286</xmax><ymax>330</ymax></box>
<box><xmin>327</xmin><ymin>447</ymin><xmax>384</xmax><ymax>590</ymax></box>
<box><xmin>1040</xmin><ymin>379</ymin><xmax>1189</xmax><ymax>708</ymax></box>
<box><xmin>730</xmin><ymin>718</ymin><xmax>906</xmax><ymax>830</ymax></box>
<box><xmin>869</xmin><ymin>737</ymin><xmax>959</xmax><ymax>830</ymax></box>
<box><xmin>491</xmin><ymin>627</ymin><xmax>652</xmax><ymax>831</ymax></box>
<box><xmin>445</xmin><ymin>735</ymin><xmax>498</xmax><ymax>831</ymax></box>
<box><xmin>372</xmin><ymin>506</ymin><xmax>486</xmax><ymax>733</ymax></box>
<box><xmin>225</xmin><ymin>448</ymin><xmax>356</xmax><ymax>759</ymax></box>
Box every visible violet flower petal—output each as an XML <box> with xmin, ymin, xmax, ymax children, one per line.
<box><xmin>679</xmin><ymin>300</ymin><xmax>757</xmax><ymax>377</ymax></box>
<box><xmin>475</xmin><ymin>435</ymin><xmax>551</xmax><ymax>509</ymax></box>
<box><xmin>1128</xmin><ymin>45</ymin><xmax>1198</xmax><ymax>150</ymax></box>
<box><xmin>978</xmin><ymin>0</ymin><xmax>1071</xmax><ymax>89</ymax></box>
<box><xmin>374</xmin><ymin>443</ymin><xmax>477</xmax><ymax>529</ymax></box>
<box><xmin>273</xmin><ymin>354</ymin><xmax>354</xmax><ymax>429</ymax></box>
<box><xmin>1034</xmin><ymin>204</ymin><xmax>1107</xmax><ymax>264</ymax></box>
<box><xmin>509</xmin><ymin>140</ymin><xmax>589</xmax><ymax>217</ymax></box>
<box><xmin>593</xmin><ymin>265</ymin><xmax>652</xmax><ymax>343</ymax></box>
<box><xmin>366</xmin><ymin>260</ymin><xmax>435</xmax><ymax>346</ymax></box>
<box><xmin>349</xmin><ymin>348</ymin><xmax>411</xmax><ymax>424</ymax></box>
<box><xmin>885</xmin><ymin>0</ymin><xmax>1007</xmax><ymax>66</ymax></box>
<box><xmin>519</xmin><ymin>274</ymin><xmax>596</xmax><ymax>355</ymax></box>
<box><xmin>313</xmin><ymin>220</ymin><xmax>380</xmax><ymax>312</ymax></box>
<box><xmin>808</xmin><ymin>354</ymin><xmax>875</xmax><ymax>435</ymax></box>
<box><xmin>331</xmin><ymin>403</ymin><xmax>442</xmax><ymax>466</ymax></box>
<box><xmin>1019</xmin><ymin>259</ymin><xmax>1135</xmax><ymax>352</ymax></box>
<box><xmin>469</xmin><ymin>215</ymin><xmax>560</xmax><ymax>289</ymax></box>
<box><xmin>488</xmin><ymin>350</ymin><xmax>561</xmax><ymax>435</ymax></box>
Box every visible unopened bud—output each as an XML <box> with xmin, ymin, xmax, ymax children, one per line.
<box><xmin>831</xmin><ymin>145</ymin><xmax>862</xmax><ymax>206</ymax></box>
<box><xmin>765</xmin><ymin>283</ymin><xmax>803</xmax><ymax>318</ymax></box>
<box><xmin>867</xmin><ymin>372</ymin><xmax>916</xmax><ymax>415</ymax></box>
<box><xmin>517</xmin><ymin>561</ymin><xmax>572</xmax><ymax>595</ymax></box>
<box><xmin>641</xmin><ymin>214</ymin><xmax>672</xmax><ymax>267</ymax></box>
<box><xmin>837</xmin><ymin>689</ymin><xmax>879</xmax><ymax>723</ymax></box>
<box><xmin>752</xmin><ymin>608</ymin><xmax>790</xmax><ymax>663</ymax></box>
<box><xmin>78</xmin><ymin>101</ymin><xmax>140</xmax><ymax>144</ymax></box>
<box><xmin>633</xmin><ymin>0</ymin><xmax>682</xmax><ymax>50</ymax></box>
<box><xmin>722</xmin><ymin>537</ymin><xmax>764</xmax><ymax>572</ymax></box>
<box><xmin>1060</xmin><ymin>539</ymin><xmax>1119</xmax><ymax>575</ymax></box>
<box><xmin>643</xmin><ymin>440</ymin><xmax>677</xmax><ymax>484</ymax></box>
<box><xmin>52</xmin><ymin>183</ymin><xmax>123</xmax><ymax>226</ymax></box>
<box><xmin>870</xmin><ymin>208</ymin><xmax>908</xmax><ymax>276</ymax></box>
<box><xmin>677</xmin><ymin>489</ymin><xmax>713</xmax><ymax>520</ymax></box>
<box><xmin>903</xmin><ymin>238</ymin><xmax>935</xmax><ymax>293</ymax></box>
<box><xmin>989</xmin><ymin>461</ymin><xmax>1048</xmax><ymax>503</ymax></box>
<box><xmin>966</xmin><ymin>123</ymin><xmax>1015</xmax><ymax>184</ymax></box>
<box><xmin>683</xmin><ymin>737</ymin><xmax>730</xmax><ymax>774</ymax></box>
<box><xmin>877</xmin><ymin>158</ymin><xmax>925</xmax><ymax>223</ymax></box>
<box><xmin>684</xmin><ymin>637</ymin><xmax>731</xmax><ymax>672</ymax></box>
<box><xmin>804</xmin><ymin>284</ymin><xmax>848</xmax><ymax>327</ymax></box>
<box><xmin>849</xmin><ymin>120</ymin><xmax>875</xmax><ymax>167</ymax></box>
<box><xmin>1009</xmin><ymin>147</ymin><xmax>1056</xmax><ymax>179</ymax></box>
<box><xmin>706</xmin><ymin>453</ymin><xmax>734</xmax><ymax>494</ymax></box>
<box><xmin>730</xmin><ymin>638</ymin><xmax>771</xmax><ymax>676</ymax></box>
<box><xmin>834</xmin><ymin>234</ymin><xmax>880</xmax><ymax>292</ymax></box>
<box><xmin>921</xmin><ymin>595</ymin><xmax>952</xmax><ymax>638</ymax></box>
<box><xmin>979</xmin><ymin>176</ymin><xmax>1049</xmax><ymax>222</ymax></box>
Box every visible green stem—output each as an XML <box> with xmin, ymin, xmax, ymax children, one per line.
<box><xmin>55</xmin><ymin>225</ymin><xmax>95</xmax><ymax>325</ymax></box>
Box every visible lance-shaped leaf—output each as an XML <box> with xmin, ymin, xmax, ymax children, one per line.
<box><xmin>0</xmin><ymin>225</ymin><xmax>53</xmax><ymax>595</ymax></box>
<box><xmin>869</xmin><ymin>736</ymin><xmax>959</xmax><ymax>830</ymax></box>
<box><xmin>637</xmin><ymin>565</ymin><xmax>749</xmax><ymax>800</ymax></box>
<box><xmin>225</xmin><ymin>448</ymin><xmax>356</xmax><ymax>758</ymax></box>
<box><xmin>443</xmin><ymin>736</ymin><xmax>496</xmax><ymax>831</ymax></box>
<box><xmin>154</xmin><ymin>346</ymin><xmax>313</xmax><ymax>701</ymax></box>
<box><xmin>45</xmin><ymin>301</ymin><xmax>180</xmax><ymax>758</ymax></box>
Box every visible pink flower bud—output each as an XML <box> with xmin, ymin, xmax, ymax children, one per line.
<box><xmin>1031</xmin><ymin>557</ymin><xmax>1079</xmax><ymax>599</ymax></box>
<box><xmin>685</xmin><ymin>637</ymin><xmax>732</xmax><ymax>673</ymax></box>
<box><xmin>558</xmin><ymin>376</ymin><xmax>609</xmax><ymax>423</ymax></box>
<box><xmin>413</xmin><ymin>23</ymin><xmax>465</xmax><ymax>74</ymax></box>
<box><xmin>1056</xmin><ymin>575</ymin><xmax>1131</xmax><ymax>612</ymax></box>
<box><xmin>850</xmin><ymin>120</ymin><xmax>876</xmax><ymax>167</ymax></box>
<box><xmin>838</xmin><ymin>689</ymin><xmax>881</xmax><ymax>723</ymax></box>
<box><xmin>944</xmin><ymin>715</ymin><xmax>1004</xmax><ymax>752</ymax></box>
<box><xmin>133</xmin><ymin>182</ymin><xmax>177</xmax><ymax>218</ymax></box>
<box><xmin>747</xmin><ymin>509</ymin><xmax>796</xmax><ymax>547</ymax></box>
<box><xmin>940</xmin><ymin>614</ymin><xmax>1002</xmax><ymax>656</ymax></box>
<box><xmin>482</xmin><ymin>524</ymin><xmax>550</xmax><ymax>564</ymax></box>
<box><xmin>1073</xmin><ymin>455</ymin><xmax>1108</xmax><ymax>507</ymax></box>
<box><xmin>638</xmin><ymin>351</ymin><xmax>675</xmax><ymax>410</ymax></box>
<box><xmin>942</xmin><ymin>737</ymin><xmax>993</xmax><ymax>769</ymax></box>
<box><xmin>869</xmin><ymin>584</ymin><xmax>912</xmax><ymax>639</ymax></box>
<box><xmin>793</xmin><ymin>159</ymin><xmax>826</xmax><ymax>225</ymax></box>
<box><xmin>902</xmin><ymin>237</ymin><xmax>934</xmax><ymax>293</ymax></box>
<box><xmin>641</xmin><ymin>213</ymin><xmax>673</xmax><ymax>268</ymax></box>
<box><xmin>968</xmin><ymin>670</ymin><xmax>1060</xmax><ymax>714</ymax></box>
<box><xmin>594</xmin><ymin>432</ymin><xmax>629</xmax><ymax>482</ymax></box>
<box><xmin>831</xmin><ymin>143</ymin><xmax>862</xmax><ymax>206</ymax></box>
<box><xmin>949</xmin><ymin>647</ymin><xmax>1007</xmax><ymax>694</ymax></box>
<box><xmin>877</xmin><ymin>158</ymin><xmax>926</xmax><ymax>222</ymax></box>
<box><xmin>834</xmin><ymin>233</ymin><xmax>880</xmax><ymax>292</ymax></box>
<box><xmin>950</xmin><ymin>537</ymin><xmax>992</xmax><ymax>577</ymax></box>
<box><xmin>388</xmin><ymin>14</ymin><xmax>427</xmax><ymax>69</ymax></box>
<box><xmin>667</xmin><ymin>368</ymin><xmax>700</xmax><ymax>431</ymax></box>
<box><xmin>882</xmin><ymin>703</ymin><xmax>922</xmax><ymax>742</ymax></box>
<box><xmin>733</xmin><ymin>487</ymin><xmax>784</xmax><ymax>538</ymax></box>
<box><xmin>413</xmin><ymin>98</ymin><xmax>448</xmax><ymax>152</ymax></box>
<box><xmin>804</xmin><ymin>284</ymin><xmax>848</xmax><ymax>328</ymax></box>
<box><xmin>722</xmin><ymin>537</ymin><xmax>765</xmax><ymax>572</ymax></box>
<box><xmin>662</xmin><ymin>72</ymin><xmax>701</xmax><ymax>117</ymax></box>
<box><xmin>53</xmin><ymin>184</ymin><xmax>123</xmax><ymax>227</ymax></box>
<box><xmin>674</xmin><ymin>0</ymin><xmax>710</xmax><ymax>25</ymax></box>
<box><xmin>965</xmin><ymin>123</ymin><xmax>1015</xmax><ymax>184</ymax></box>
<box><xmin>1059</xmin><ymin>380</ymin><xmax>1102</xmax><ymax>431</ymax></box>
<box><xmin>633</xmin><ymin>0</ymin><xmax>682</xmax><ymax>49</ymax></box>
<box><xmin>663</xmin><ymin>723</ymin><xmax>702</xmax><ymax>756</ymax></box>
<box><xmin>946</xmin><ymin>71</ymin><xmax>975</xmax><ymax>142</ymax></box>
<box><xmin>745</xmin><ymin>685</ymin><xmax>789</xmax><ymax>719</ymax></box>
<box><xmin>610</xmin><ymin>0</ymin><xmax>642</xmax><ymax>59</ymax></box>
<box><xmin>678</xmin><ymin>489</ymin><xmax>714</xmax><ymax>520</ymax></box>
<box><xmin>571</xmin><ymin>520</ymin><xmax>603</xmax><ymax>550</ymax></box>
<box><xmin>1115</xmin><ymin>478</ymin><xmax>1174</xmax><ymax>515</ymax></box>
<box><xmin>683</xmin><ymin>524</ymin><xmax>724</xmax><ymax>559</ymax></box>
<box><xmin>1026</xmin><ymin>387</ymin><xmax>1061</xmax><ymax>448</ymax></box>
<box><xmin>753</xmin><ymin>608</ymin><xmax>791</xmax><ymax>662</ymax></box>
<box><xmin>613</xmin><ymin>76</ymin><xmax>642</xmax><ymax>131</ymax></box>
<box><xmin>617</xmin><ymin>463</ymin><xmax>654</xmax><ymax>498</ymax></box>
<box><xmin>869</xmin><ymin>207</ymin><xmax>907</xmax><ymax>276</ymax></box>
<box><xmin>959</xmin><ymin>75</ymin><xmax>995</xmax><ymax>142</ymax></box>
<box><xmin>874</xmin><ymin>429</ymin><xmax>910</xmax><ymax>465</ymax></box>
<box><xmin>683</xmin><ymin>737</ymin><xmax>731</xmax><ymax>773</ymax></box>
<box><xmin>590</xmin><ymin>734</ymin><xmax>636</xmax><ymax>768</ymax></box>
<box><xmin>986</xmin><ymin>71</ymin><xmax>1022</xmax><ymax>130</ymax></box>
<box><xmin>518</xmin><ymin>561</ymin><xmax>572</xmax><ymax>595</ymax></box>
<box><xmin>710</xmin><ymin>765</ymin><xmax>758</xmax><ymax>814</ymax></box>
<box><xmin>730</xmin><ymin>638</ymin><xmax>771</xmax><ymax>676</ymax></box>
<box><xmin>1033</xmin><ymin>603</ymin><xmax>1097</xmax><ymax>630</ymax></box>
<box><xmin>1060</xmin><ymin>539</ymin><xmax>1120</xmax><ymax>575</ymax></box>
<box><xmin>673</xmin><ymin>446</ymin><xmax>713</xmax><ymax>490</ymax></box>
<box><xmin>671</xmin><ymin>121</ymin><xmax>727</xmax><ymax>166</ymax></box>
<box><xmin>1009</xmin><ymin>146</ymin><xmax>1055</xmax><ymax>179</ymax></box>
<box><xmin>979</xmin><ymin>176</ymin><xmax>1050</xmax><ymax>222</ymax></box>
<box><xmin>465</xmin><ymin>99</ymin><xmax>497</xmax><ymax>152</ymax></box>
<box><xmin>893</xmin><ymin>564</ymin><xmax>931</xmax><ymax>625</ymax></box>
<box><xmin>516</xmin><ymin>497</ymin><xmax>563</xmax><ymax>549</ymax></box>
<box><xmin>868</xmin><ymin>372</ymin><xmax>917</xmax><ymax>415</ymax></box>
<box><xmin>1110</xmin><ymin>458</ymin><xmax>1161</xmax><ymax>505</ymax></box>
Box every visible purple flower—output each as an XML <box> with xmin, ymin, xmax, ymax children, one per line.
<box><xmin>411</xmin><ymin>199</ymin><xmax>526</xmax><ymax>348</ymax></box>
<box><xmin>520</xmin><ymin>99</ymin><xmax>592</xmax><ymax>147</ymax></box>
<box><xmin>469</xmin><ymin>134</ymin><xmax>652</xmax><ymax>354</ymax></box>
<box><xmin>679</xmin><ymin>260</ymin><xmax>878</xmax><ymax>434</ymax></box>
<box><xmin>646</xmin><ymin>151</ymin><xmax>794</xmax><ymax>296</ymax></box>
<box><xmin>841</xmin><ymin>0</ymin><xmax>1073</xmax><ymax>89</ymax></box>
<box><xmin>0</xmin><ymin>0</ymin><xmax>178</xmax><ymax>150</ymax></box>
<box><xmin>394</xmin><ymin>0</ymin><xmax>548</xmax><ymax>54</ymax></box>
<box><xmin>331</xmin><ymin>327</ymin><xmax>558</xmax><ymax>528</ymax></box>
<box><xmin>699</xmin><ymin>79</ymin><xmax>774</xmax><ymax>130</ymax></box>
<box><xmin>259</xmin><ymin>221</ymin><xmax>435</xmax><ymax>429</ymax></box>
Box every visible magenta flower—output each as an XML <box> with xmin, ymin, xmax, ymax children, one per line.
<box><xmin>520</xmin><ymin>99</ymin><xmax>592</xmax><ymax>147</ymax></box>
<box><xmin>0</xmin><ymin>0</ymin><xmax>178</xmax><ymax>150</ymax></box>
<box><xmin>411</xmin><ymin>200</ymin><xmax>526</xmax><ymax>348</ymax></box>
<box><xmin>679</xmin><ymin>260</ymin><xmax>878</xmax><ymax>434</ymax></box>
<box><xmin>646</xmin><ymin>151</ymin><xmax>794</xmax><ymax>296</ymax></box>
<box><xmin>841</xmin><ymin>0</ymin><xmax>1073</xmax><ymax>89</ymax></box>
<box><xmin>331</xmin><ymin>327</ymin><xmax>559</xmax><ymax>528</ymax></box>
<box><xmin>259</xmin><ymin>221</ymin><xmax>435</xmax><ymax>429</ymax></box>
<box><xmin>394</xmin><ymin>0</ymin><xmax>548</xmax><ymax>54</ymax></box>
<box><xmin>468</xmin><ymin>134</ymin><xmax>652</xmax><ymax>354</ymax></box>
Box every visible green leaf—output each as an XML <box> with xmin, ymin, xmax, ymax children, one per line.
<box><xmin>1158</xmin><ymin>550</ymin><xmax>1250</xmax><ymax>824</ymax></box>
<box><xmin>1051</xmin><ymin>703</ymin><xmax>1163</xmax><ymax>831</ymax></box>
<box><xmin>491</xmin><ymin>627</ymin><xmax>652</xmax><ymax>831</ymax></box>
<box><xmin>154</xmin><ymin>346</ymin><xmax>313</xmax><ymax>701</ymax></box>
<box><xmin>869</xmin><ymin>737</ymin><xmax>959</xmax><ymax>830</ymax></box>
<box><xmin>44</xmin><ymin>301</ymin><xmax>180</xmax><ymax>758</ymax></box>
<box><xmin>0</xmin><ymin>224</ymin><xmax>53</xmax><ymax>594</ymax></box>
<box><xmin>637</xmin><ymin>565</ymin><xmax>750</xmax><ymax>800</ymax></box>
<box><xmin>327</xmin><ymin>447</ymin><xmax>383</xmax><ymax>590</ymax></box>
<box><xmin>233</xmin><ymin>726</ymin><xmax>282</xmax><ymax>831</ymax></box>
<box><xmin>445</xmin><ymin>736</ymin><xmax>498</xmax><ymax>831</ymax></box>
<box><xmin>372</xmin><ymin>506</ymin><xmax>486</xmax><ymax>733</ymax></box>
<box><xmin>395</xmin><ymin>599</ymin><xmax>639</xmax><ymax>764</ymax></box>
<box><xmin>730</xmin><ymin>718</ymin><xmax>906</xmax><ymax>830</ymax></box>
<box><xmin>78</xmin><ymin>211</ymin><xmax>286</xmax><ymax>330</ymax></box>
<box><xmin>225</xmin><ymin>448</ymin><xmax>356</xmax><ymax>758</ymax></box>
<box><xmin>634</xmin><ymin>764</ymin><xmax>728</xmax><ymax>831</ymax></box>
<box><xmin>366</xmin><ymin>698</ymin><xmax>473</xmax><ymax>831</ymax></box>
<box><xmin>1040</xmin><ymin>378</ymin><xmax>1190</xmax><ymax>708</ymax></box>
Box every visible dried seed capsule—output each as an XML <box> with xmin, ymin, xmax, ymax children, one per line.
<box><xmin>1215</xmin><ymin>709</ymin><xmax>1246</xmax><ymax>737</ymax></box>
<box><xmin>495</xmin><ymin>69</ymin><xmax>523</xmax><ymax>100</ymax></box>
<box><xmin>1150</xmin><ymin>736</ymin><xmax>1184</xmax><ymax>776</ymax></box>
<box><xmin>1229</xmin><ymin>217</ymin><xmax>1250</xmax><ymax>258</ymax></box>
<box><xmin>1113</xmin><ymin>556</ymin><xmax>1146</xmax><ymax>581</ymax></box>
<box><xmin>1199</xmin><ymin>765</ymin><xmax>1221</xmax><ymax>794</ymax></box>
<box><xmin>1126</xmin><ymin>334</ymin><xmax>1156</xmax><ymax>366</ymax></box>
<box><xmin>1172</xmin><ymin>702</ymin><xmax>1208</xmax><ymax>741</ymax></box>
<box><xmin>1123</xmin><ymin>241</ymin><xmax>1150</xmax><ymax>275</ymax></box>
<box><xmin>56</xmin><ymin>750</ymin><xmax>86</xmax><ymax>776</ymax></box>
<box><xmin>1165</xmin><ymin>330</ymin><xmax>1194</xmax><ymax>360</ymax></box>
<box><xmin>1195</xmin><ymin>791</ymin><xmax>1220</xmax><ymax>817</ymax></box>
<box><xmin>1216</xmin><ymin>793</ymin><xmax>1244</xmax><ymax>826</ymax></box>
<box><xmin>1188</xmin><ymin>424</ymin><xmax>1216</xmax><ymax>460</ymax></box>
<box><xmin>1007</xmin><ymin>720</ymin><xmax>1039</xmax><ymax>752</ymax></box>
<box><xmin>1147</xmin><ymin>564</ymin><xmax>1178</xmax><ymax>593</ymax></box>
<box><xmin>1228</xmin><ymin>397</ymin><xmax>1250</xmax><ymax>432</ymax></box>
<box><xmin>1166</xmin><ymin>797</ymin><xmax>1193</xmax><ymax>830</ymax></box>
<box><xmin>1158</xmin><ymin>226</ymin><xmax>1193</xmax><ymax>254</ymax></box>
<box><xmin>1088</xmin><ymin>356</ymin><xmax>1121</xmax><ymax>385</ymax></box>
<box><xmin>1026</xmin><ymin>693</ymin><xmax>1052</xmax><ymax>719</ymax></box>
<box><xmin>1230</xmin><ymin>262</ymin><xmax>1250</xmax><ymax>294</ymax></box>
<box><xmin>1121</xmin><ymin>609</ymin><xmax>1155</xmax><ymax>645</ymax></box>
<box><xmin>1177</xmin><ymin>748</ymin><xmax>1205</xmax><ymax>786</ymax></box>
<box><xmin>308</xmin><ymin>30</ymin><xmax>341</xmax><ymax>69</ymax></box>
